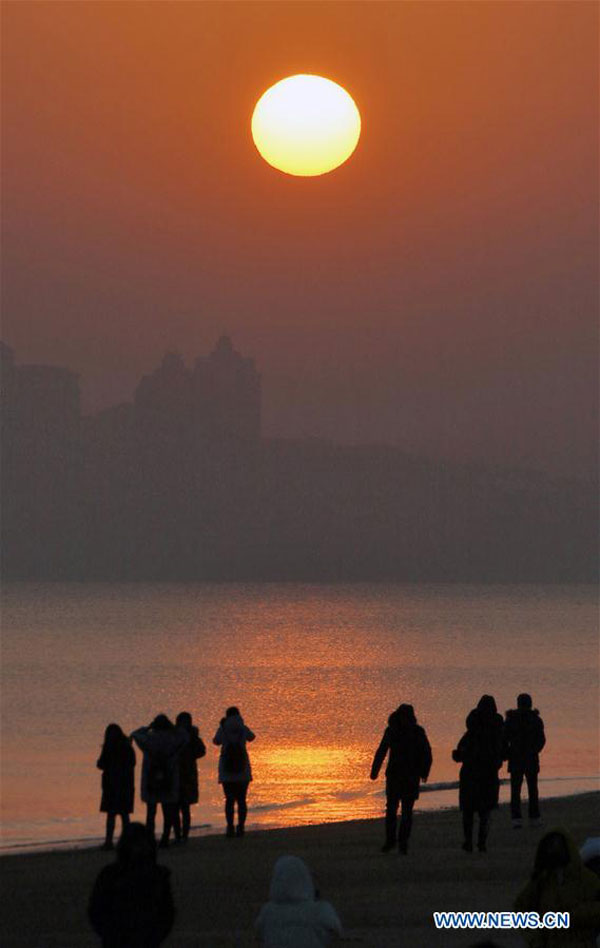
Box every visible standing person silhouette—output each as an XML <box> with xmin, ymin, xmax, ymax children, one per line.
<box><xmin>452</xmin><ymin>695</ymin><xmax>504</xmax><ymax>853</ymax></box>
<box><xmin>96</xmin><ymin>723</ymin><xmax>136</xmax><ymax>850</ymax></box>
<box><xmin>174</xmin><ymin>711</ymin><xmax>206</xmax><ymax>842</ymax></box>
<box><xmin>131</xmin><ymin>715</ymin><xmax>188</xmax><ymax>848</ymax></box>
<box><xmin>370</xmin><ymin>703</ymin><xmax>432</xmax><ymax>854</ymax></box>
<box><xmin>503</xmin><ymin>692</ymin><xmax>546</xmax><ymax>828</ymax></box>
<box><xmin>88</xmin><ymin>822</ymin><xmax>175</xmax><ymax>947</ymax></box>
<box><xmin>213</xmin><ymin>706</ymin><xmax>255</xmax><ymax>838</ymax></box>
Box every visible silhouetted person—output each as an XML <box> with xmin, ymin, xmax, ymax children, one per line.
<box><xmin>515</xmin><ymin>829</ymin><xmax>600</xmax><ymax>947</ymax></box>
<box><xmin>174</xmin><ymin>710</ymin><xmax>206</xmax><ymax>842</ymax></box>
<box><xmin>504</xmin><ymin>692</ymin><xmax>546</xmax><ymax>828</ymax></box>
<box><xmin>131</xmin><ymin>714</ymin><xmax>188</xmax><ymax>848</ymax></box>
<box><xmin>452</xmin><ymin>695</ymin><xmax>504</xmax><ymax>853</ymax></box>
<box><xmin>370</xmin><ymin>703</ymin><xmax>432</xmax><ymax>854</ymax></box>
<box><xmin>97</xmin><ymin>723</ymin><xmax>136</xmax><ymax>850</ymax></box>
<box><xmin>255</xmin><ymin>855</ymin><xmax>342</xmax><ymax>947</ymax></box>
<box><xmin>213</xmin><ymin>706</ymin><xmax>255</xmax><ymax>838</ymax></box>
<box><xmin>88</xmin><ymin>822</ymin><xmax>174</xmax><ymax>948</ymax></box>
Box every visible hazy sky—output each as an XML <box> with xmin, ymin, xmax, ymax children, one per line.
<box><xmin>2</xmin><ymin>1</ymin><xmax>598</xmax><ymax>475</ymax></box>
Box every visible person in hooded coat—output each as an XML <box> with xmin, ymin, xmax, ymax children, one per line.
<box><xmin>173</xmin><ymin>710</ymin><xmax>206</xmax><ymax>842</ymax></box>
<box><xmin>213</xmin><ymin>705</ymin><xmax>255</xmax><ymax>838</ymax></box>
<box><xmin>504</xmin><ymin>692</ymin><xmax>546</xmax><ymax>827</ymax></box>
<box><xmin>452</xmin><ymin>694</ymin><xmax>504</xmax><ymax>853</ymax></box>
<box><xmin>370</xmin><ymin>703</ymin><xmax>432</xmax><ymax>853</ymax></box>
<box><xmin>131</xmin><ymin>714</ymin><xmax>188</xmax><ymax>847</ymax></box>
<box><xmin>88</xmin><ymin>821</ymin><xmax>174</xmax><ymax>948</ymax></box>
<box><xmin>255</xmin><ymin>855</ymin><xmax>342</xmax><ymax>948</ymax></box>
<box><xmin>515</xmin><ymin>828</ymin><xmax>600</xmax><ymax>947</ymax></box>
<box><xmin>97</xmin><ymin>723</ymin><xmax>136</xmax><ymax>850</ymax></box>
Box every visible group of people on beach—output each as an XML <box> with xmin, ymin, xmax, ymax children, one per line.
<box><xmin>97</xmin><ymin>706</ymin><xmax>253</xmax><ymax>849</ymax></box>
<box><xmin>89</xmin><ymin>693</ymin><xmax>600</xmax><ymax>948</ymax></box>
<box><xmin>96</xmin><ymin>693</ymin><xmax>545</xmax><ymax>855</ymax></box>
<box><xmin>370</xmin><ymin>691</ymin><xmax>546</xmax><ymax>856</ymax></box>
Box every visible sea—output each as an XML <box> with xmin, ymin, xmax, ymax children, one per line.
<box><xmin>1</xmin><ymin>582</ymin><xmax>598</xmax><ymax>853</ymax></box>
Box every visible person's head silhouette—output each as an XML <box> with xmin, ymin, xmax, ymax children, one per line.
<box><xmin>117</xmin><ymin>822</ymin><xmax>156</xmax><ymax>867</ymax></box>
<box><xmin>176</xmin><ymin>711</ymin><xmax>192</xmax><ymax>728</ymax></box>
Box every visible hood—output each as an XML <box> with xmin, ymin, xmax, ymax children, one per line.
<box><xmin>222</xmin><ymin>713</ymin><xmax>245</xmax><ymax>742</ymax></box>
<box><xmin>466</xmin><ymin>706</ymin><xmax>503</xmax><ymax>730</ymax></box>
<box><xmin>269</xmin><ymin>855</ymin><xmax>315</xmax><ymax>904</ymax></box>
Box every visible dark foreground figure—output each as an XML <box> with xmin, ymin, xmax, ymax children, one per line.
<box><xmin>453</xmin><ymin>695</ymin><xmax>504</xmax><ymax>853</ymax></box>
<box><xmin>370</xmin><ymin>703</ymin><xmax>432</xmax><ymax>853</ymax></box>
<box><xmin>504</xmin><ymin>692</ymin><xmax>546</xmax><ymax>827</ymax></box>
<box><xmin>213</xmin><ymin>705</ymin><xmax>255</xmax><ymax>837</ymax></box>
<box><xmin>515</xmin><ymin>828</ymin><xmax>600</xmax><ymax>947</ymax></box>
<box><xmin>88</xmin><ymin>822</ymin><xmax>174</xmax><ymax>948</ymax></box>
<box><xmin>97</xmin><ymin>724</ymin><xmax>136</xmax><ymax>850</ymax></box>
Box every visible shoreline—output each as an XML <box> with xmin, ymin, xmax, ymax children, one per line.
<box><xmin>1</xmin><ymin>784</ymin><xmax>597</xmax><ymax>859</ymax></box>
<box><xmin>1</xmin><ymin>791</ymin><xmax>598</xmax><ymax>947</ymax></box>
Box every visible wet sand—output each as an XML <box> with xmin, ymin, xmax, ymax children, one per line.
<box><xmin>1</xmin><ymin>792</ymin><xmax>598</xmax><ymax>947</ymax></box>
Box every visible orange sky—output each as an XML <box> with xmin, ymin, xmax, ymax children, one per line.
<box><xmin>2</xmin><ymin>1</ymin><xmax>598</xmax><ymax>474</ymax></box>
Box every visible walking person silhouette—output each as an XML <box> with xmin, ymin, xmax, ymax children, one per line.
<box><xmin>213</xmin><ymin>706</ymin><xmax>255</xmax><ymax>838</ymax></box>
<box><xmin>174</xmin><ymin>710</ymin><xmax>206</xmax><ymax>842</ymax></box>
<box><xmin>452</xmin><ymin>695</ymin><xmax>504</xmax><ymax>853</ymax></box>
<box><xmin>503</xmin><ymin>692</ymin><xmax>545</xmax><ymax>828</ymax></box>
<box><xmin>131</xmin><ymin>715</ymin><xmax>188</xmax><ymax>848</ymax></box>
<box><xmin>370</xmin><ymin>703</ymin><xmax>432</xmax><ymax>854</ymax></box>
<box><xmin>96</xmin><ymin>723</ymin><xmax>136</xmax><ymax>850</ymax></box>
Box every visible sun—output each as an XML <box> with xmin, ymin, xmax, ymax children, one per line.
<box><xmin>251</xmin><ymin>74</ymin><xmax>361</xmax><ymax>177</ymax></box>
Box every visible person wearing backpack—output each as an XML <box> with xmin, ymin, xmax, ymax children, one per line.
<box><xmin>213</xmin><ymin>706</ymin><xmax>255</xmax><ymax>838</ymax></box>
<box><xmin>131</xmin><ymin>715</ymin><xmax>188</xmax><ymax>848</ymax></box>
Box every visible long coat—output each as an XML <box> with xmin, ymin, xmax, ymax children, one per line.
<box><xmin>131</xmin><ymin>727</ymin><xmax>189</xmax><ymax>805</ymax></box>
<box><xmin>178</xmin><ymin>726</ymin><xmax>206</xmax><ymax>805</ymax></box>
<box><xmin>213</xmin><ymin>714</ymin><xmax>255</xmax><ymax>784</ymax></box>
<box><xmin>515</xmin><ymin>829</ymin><xmax>600</xmax><ymax>947</ymax></box>
<box><xmin>97</xmin><ymin>741</ymin><xmax>136</xmax><ymax>815</ymax></box>
<box><xmin>452</xmin><ymin>706</ymin><xmax>504</xmax><ymax>812</ymax></box>
<box><xmin>370</xmin><ymin>717</ymin><xmax>432</xmax><ymax>800</ymax></box>
<box><xmin>504</xmin><ymin>707</ymin><xmax>546</xmax><ymax>773</ymax></box>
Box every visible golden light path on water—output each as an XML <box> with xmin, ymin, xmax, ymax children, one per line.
<box><xmin>1</xmin><ymin>584</ymin><xmax>598</xmax><ymax>848</ymax></box>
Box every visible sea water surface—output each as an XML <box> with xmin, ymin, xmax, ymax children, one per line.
<box><xmin>1</xmin><ymin>583</ymin><xmax>598</xmax><ymax>852</ymax></box>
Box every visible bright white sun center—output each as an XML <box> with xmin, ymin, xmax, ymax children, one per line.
<box><xmin>251</xmin><ymin>74</ymin><xmax>361</xmax><ymax>177</ymax></box>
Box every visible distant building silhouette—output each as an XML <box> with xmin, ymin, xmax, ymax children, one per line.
<box><xmin>193</xmin><ymin>335</ymin><xmax>261</xmax><ymax>442</ymax></box>
<box><xmin>134</xmin><ymin>337</ymin><xmax>261</xmax><ymax>444</ymax></box>
<box><xmin>1</xmin><ymin>350</ymin><xmax>81</xmax><ymax>576</ymax></box>
<box><xmin>0</xmin><ymin>336</ymin><xmax>597</xmax><ymax>582</ymax></box>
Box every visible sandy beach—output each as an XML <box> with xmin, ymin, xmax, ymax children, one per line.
<box><xmin>1</xmin><ymin>791</ymin><xmax>598</xmax><ymax>947</ymax></box>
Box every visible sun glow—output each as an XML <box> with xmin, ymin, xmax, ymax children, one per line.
<box><xmin>251</xmin><ymin>74</ymin><xmax>361</xmax><ymax>177</ymax></box>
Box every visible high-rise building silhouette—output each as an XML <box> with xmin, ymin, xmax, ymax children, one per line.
<box><xmin>192</xmin><ymin>335</ymin><xmax>261</xmax><ymax>441</ymax></box>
